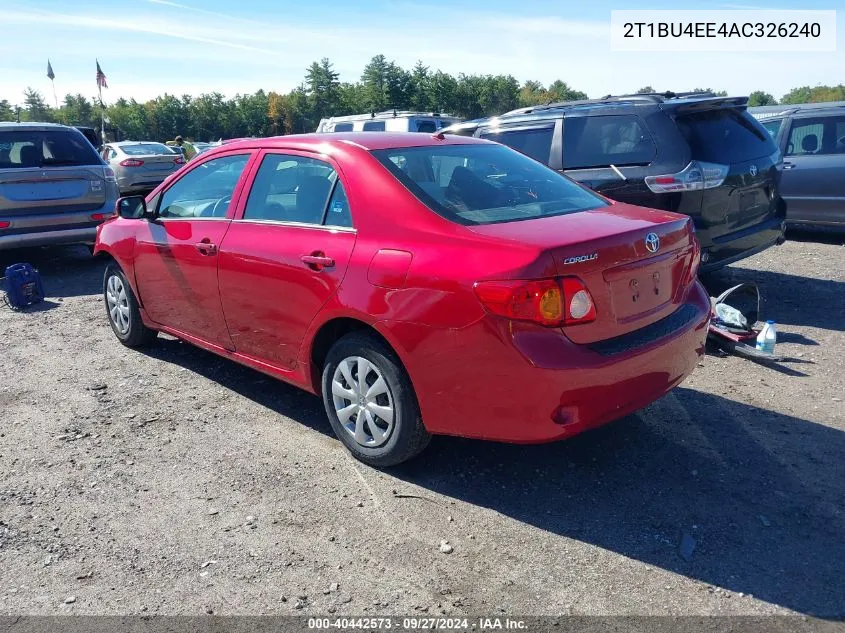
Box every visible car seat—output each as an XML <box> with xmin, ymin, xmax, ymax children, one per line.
<box><xmin>293</xmin><ymin>176</ymin><xmax>331</xmax><ymax>223</ymax></box>
<box><xmin>19</xmin><ymin>145</ymin><xmax>41</xmax><ymax>167</ymax></box>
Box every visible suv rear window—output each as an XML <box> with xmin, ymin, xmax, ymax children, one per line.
<box><xmin>0</xmin><ymin>129</ymin><xmax>101</xmax><ymax>169</ymax></box>
<box><xmin>676</xmin><ymin>109</ymin><xmax>776</xmax><ymax>163</ymax></box>
<box><xmin>372</xmin><ymin>143</ymin><xmax>607</xmax><ymax>226</ymax></box>
<box><xmin>562</xmin><ymin>115</ymin><xmax>656</xmax><ymax>169</ymax></box>
<box><xmin>478</xmin><ymin>126</ymin><xmax>553</xmax><ymax>163</ymax></box>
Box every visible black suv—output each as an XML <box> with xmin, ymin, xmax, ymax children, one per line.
<box><xmin>443</xmin><ymin>92</ymin><xmax>786</xmax><ymax>272</ymax></box>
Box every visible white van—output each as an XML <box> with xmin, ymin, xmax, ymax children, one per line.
<box><xmin>316</xmin><ymin>111</ymin><xmax>462</xmax><ymax>134</ymax></box>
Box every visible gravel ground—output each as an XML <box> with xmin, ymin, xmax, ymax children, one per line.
<box><xmin>0</xmin><ymin>233</ymin><xmax>843</xmax><ymax>617</ymax></box>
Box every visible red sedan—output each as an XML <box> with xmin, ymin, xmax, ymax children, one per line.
<box><xmin>95</xmin><ymin>133</ymin><xmax>710</xmax><ymax>466</ymax></box>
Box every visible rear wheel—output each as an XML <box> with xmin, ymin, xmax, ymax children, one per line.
<box><xmin>321</xmin><ymin>332</ymin><xmax>430</xmax><ymax>467</ymax></box>
<box><xmin>103</xmin><ymin>263</ymin><xmax>157</xmax><ymax>347</ymax></box>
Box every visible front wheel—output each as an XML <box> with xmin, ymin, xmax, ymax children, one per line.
<box><xmin>321</xmin><ymin>332</ymin><xmax>430</xmax><ymax>467</ymax></box>
<box><xmin>103</xmin><ymin>263</ymin><xmax>157</xmax><ymax>347</ymax></box>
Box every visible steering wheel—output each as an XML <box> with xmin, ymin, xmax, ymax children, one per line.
<box><xmin>210</xmin><ymin>195</ymin><xmax>232</xmax><ymax>218</ymax></box>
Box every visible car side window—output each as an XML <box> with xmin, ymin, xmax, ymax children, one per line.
<box><xmin>333</xmin><ymin>123</ymin><xmax>353</xmax><ymax>132</ymax></box>
<box><xmin>362</xmin><ymin>120</ymin><xmax>385</xmax><ymax>132</ymax></box>
<box><xmin>479</xmin><ymin>125</ymin><xmax>554</xmax><ymax>163</ymax></box>
<box><xmin>158</xmin><ymin>154</ymin><xmax>249</xmax><ymax>219</ymax></box>
<box><xmin>562</xmin><ymin>115</ymin><xmax>656</xmax><ymax>169</ymax></box>
<box><xmin>243</xmin><ymin>154</ymin><xmax>346</xmax><ymax>226</ymax></box>
<box><xmin>761</xmin><ymin>119</ymin><xmax>783</xmax><ymax>139</ymax></box>
<box><xmin>324</xmin><ymin>181</ymin><xmax>352</xmax><ymax>228</ymax></box>
<box><xmin>784</xmin><ymin>116</ymin><xmax>845</xmax><ymax>156</ymax></box>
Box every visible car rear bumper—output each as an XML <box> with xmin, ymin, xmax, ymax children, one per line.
<box><xmin>698</xmin><ymin>214</ymin><xmax>786</xmax><ymax>273</ymax></box>
<box><xmin>117</xmin><ymin>174</ymin><xmax>170</xmax><ymax>193</ymax></box>
<box><xmin>0</xmin><ymin>200</ymin><xmax>116</xmax><ymax>250</ymax></box>
<box><xmin>381</xmin><ymin>280</ymin><xmax>711</xmax><ymax>443</ymax></box>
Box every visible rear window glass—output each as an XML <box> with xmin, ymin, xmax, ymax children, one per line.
<box><xmin>562</xmin><ymin>115</ymin><xmax>656</xmax><ymax>169</ymax></box>
<box><xmin>677</xmin><ymin>109</ymin><xmax>776</xmax><ymax>163</ymax></box>
<box><xmin>0</xmin><ymin>129</ymin><xmax>101</xmax><ymax>169</ymax></box>
<box><xmin>120</xmin><ymin>143</ymin><xmax>173</xmax><ymax>156</ymax></box>
<box><xmin>371</xmin><ymin>143</ymin><xmax>607</xmax><ymax>226</ymax></box>
<box><xmin>362</xmin><ymin>121</ymin><xmax>386</xmax><ymax>131</ymax></box>
<box><xmin>478</xmin><ymin>126</ymin><xmax>553</xmax><ymax>163</ymax></box>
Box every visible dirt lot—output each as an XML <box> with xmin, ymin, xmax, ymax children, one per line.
<box><xmin>0</xmin><ymin>234</ymin><xmax>843</xmax><ymax>618</ymax></box>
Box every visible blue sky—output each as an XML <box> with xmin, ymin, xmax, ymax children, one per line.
<box><xmin>0</xmin><ymin>0</ymin><xmax>842</xmax><ymax>107</ymax></box>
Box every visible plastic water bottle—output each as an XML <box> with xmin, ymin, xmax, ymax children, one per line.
<box><xmin>756</xmin><ymin>320</ymin><xmax>777</xmax><ymax>355</ymax></box>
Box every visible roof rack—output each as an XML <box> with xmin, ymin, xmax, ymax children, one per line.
<box><xmin>500</xmin><ymin>91</ymin><xmax>722</xmax><ymax>117</ymax></box>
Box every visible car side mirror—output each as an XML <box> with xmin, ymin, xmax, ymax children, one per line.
<box><xmin>116</xmin><ymin>196</ymin><xmax>150</xmax><ymax>220</ymax></box>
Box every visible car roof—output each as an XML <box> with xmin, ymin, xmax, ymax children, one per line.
<box><xmin>749</xmin><ymin>102</ymin><xmax>845</xmax><ymax>119</ymax></box>
<box><xmin>0</xmin><ymin>121</ymin><xmax>79</xmax><ymax>132</ymax></box>
<box><xmin>211</xmin><ymin>132</ymin><xmax>492</xmax><ymax>153</ymax></box>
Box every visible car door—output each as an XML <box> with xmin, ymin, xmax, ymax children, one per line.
<box><xmin>217</xmin><ymin>150</ymin><xmax>356</xmax><ymax>370</ymax></box>
<box><xmin>781</xmin><ymin>114</ymin><xmax>845</xmax><ymax>225</ymax></box>
<box><xmin>132</xmin><ymin>151</ymin><xmax>254</xmax><ymax>348</ymax></box>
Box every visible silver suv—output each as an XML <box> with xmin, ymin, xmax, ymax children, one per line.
<box><xmin>0</xmin><ymin>122</ymin><xmax>119</xmax><ymax>251</ymax></box>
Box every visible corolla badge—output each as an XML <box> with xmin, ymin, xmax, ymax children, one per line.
<box><xmin>562</xmin><ymin>253</ymin><xmax>598</xmax><ymax>265</ymax></box>
<box><xmin>749</xmin><ymin>164</ymin><xmax>758</xmax><ymax>177</ymax></box>
<box><xmin>644</xmin><ymin>233</ymin><xmax>660</xmax><ymax>254</ymax></box>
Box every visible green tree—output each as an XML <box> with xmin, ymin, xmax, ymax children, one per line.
<box><xmin>361</xmin><ymin>54</ymin><xmax>390</xmax><ymax>112</ymax></box>
<box><xmin>748</xmin><ymin>91</ymin><xmax>777</xmax><ymax>106</ymax></box>
<box><xmin>0</xmin><ymin>99</ymin><xmax>14</xmax><ymax>122</ymax></box>
<box><xmin>22</xmin><ymin>87</ymin><xmax>52</xmax><ymax>122</ymax></box>
<box><xmin>409</xmin><ymin>61</ymin><xmax>432</xmax><ymax>111</ymax></box>
<box><xmin>56</xmin><ymin>94</ymin><xmax>95</xmax><ymax>127</ymax></box>
<box><xmin>545</xmin><ymin>80</ymin><xmax>587</xmax><ymax>103</ymax></box>
<box><xmin>781</xmin><ymin>85</ymin><xmax>845</xmax><ymax>104</ymax></box>
<box><xmin>691</xmin><ymin>88</ymin><xmax>728</xmax><ymax>96</ymax></box>
<box><xmin>518</xmin><ymin>80</ymin><xmax>545</xmax><ymax>108</ymax></box>
<box><xmin>306</xmin><ymin>58</ymin><xmax>340</xmax><ymax>122</ymax></box>
<box><xmin>636</xmin><ymin>86</ymin><xmax>655</xmax><ymax>94</ymax></box>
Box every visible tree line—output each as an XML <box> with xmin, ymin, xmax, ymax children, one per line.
<box><xmin>1</xmin><ymin>55</ymin><xmax>843</xmax><ymax>142</ymax></box>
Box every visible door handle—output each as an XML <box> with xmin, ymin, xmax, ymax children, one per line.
<box><xmin>782</xmin><ymin>162</ymin><xmax>796</xmax><ymax>170</ymax></box>
<box><xmin>301</xmin><ymin>253</ymin><xmax>335</xmax><ymax>270</ymax></box>
<box><xmin>195</xmin><ymin>240</ymin><xmax>218</xmax><ymax>255</ymax></box>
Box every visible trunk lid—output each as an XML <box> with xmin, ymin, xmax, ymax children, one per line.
<box><xmin>467</xmin><ymin>204</ymin><xmax>698</xmax><ymax>344</ymax></box>
<box><xmin>0</xmin><ymin>165</ymin><xmax>108</xmax><ymax>217</ymax></box>
<box><xmin>672</xmin><ymin>106</ymin><xmax>781</xmax><ymax>241</ymax></box>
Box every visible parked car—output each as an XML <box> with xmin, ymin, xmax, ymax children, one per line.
<box><xmin>442</xmin><ymin>92</ymin><xmax>787</xmax><ymax>272</ymax></box>
<box><xmin>102</xmin><ymin>141</ymin><xmax>185</xmax><ymax>194</ymax></box>
<box><xmin>95</xmin><ymin>133</ymin><xmax>710</xmax><ymax>466</ymax></box>
<box><xmin>317</xmin><ymin>110</ymin><xmax>461</xmax><ymax>133</ymax></box>
<box><xmin>0</xmin><ymin>122</ymin><xmax>119</xmax><ymax>250</ymax></box>
<box><xmin>750</xmin><ymin>103</ymin><xmax>845</xmax><ymax>228</ymax></box>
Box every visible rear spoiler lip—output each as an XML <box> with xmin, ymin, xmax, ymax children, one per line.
<box><xmin>661</xmin><ymin>96</ymin><xmax>750</xmax><ymax>114</ymax></box>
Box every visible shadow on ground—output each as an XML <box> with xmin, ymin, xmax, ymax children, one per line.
<box><xmin>140</xmin><ymin>335</ymin><xmax>845</xmax><ymax>617</ymax></box>
<box><xmin>0</xmin><ymin>245</ymin><xmax>104</xmax><ymax>299</ymax></box>
<box><xmin>700</xmin><ymin>265</ymin><xmax>844</xmax><ymax>332</ymax></box>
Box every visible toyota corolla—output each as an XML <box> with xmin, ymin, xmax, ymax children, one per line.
<box><xmin>94</xmin><ymin>133</ymin><xmax>710</xmax><ymax>466</ymax></box>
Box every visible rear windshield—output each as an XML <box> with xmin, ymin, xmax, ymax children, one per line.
<box><xmin>0</xmin><ymin>129</ymin><xmax>102</xmax><ymax>169</ymax></box>
<box><xmin>371</xmin><ymin>143</ymin><xmax>608</xmax><ymax>226</ymax></box>
<box><xmin>120</xmin><ymin>143</ymin><xmax>173</xmax><ymax>156</ymax></box>
<box><xmin>676</xmin><ymin>109</ymin><xmax>776</xmax><ymax>163</ymax></box>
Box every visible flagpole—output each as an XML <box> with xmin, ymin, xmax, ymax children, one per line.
<box><xmin>51</xmin><ymin>79</ymin><xmax>58</xmax><ymax>109</ymax></box>
<box><xmin>99</xmin><ymin>83</ymin><xmax>105</xmax><ymax>145</ymax></box>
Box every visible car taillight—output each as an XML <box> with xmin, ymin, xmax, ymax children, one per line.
<box><xmin>473</xmin><ymin>277</ymin><xmax>596</xmax><ymax>327</ymax></box>
<box><xmin>104</xmin><ymin>167</ymin><xmax>117</xmax><ymax>183</ymax></box>
<box><xmin>173</xmin><ymin>156</ymin><xmax>185</xmax><ymax>165</ymax></box>
<box><xmin>91</xmin><ymin>212</ymin><xmax>114</xmax><ymax>221</ymax></box>
<box><xmin>119</xmin><ymin>158</ymin><xmax>144</xmax><ymax>167</ymax></box>
<box><xmin>0</xmin><ymin>221</ymin><xmax>10</xmax><ymax>229</ymax></box>
<box><xmin>644</xmin><ymin>161</ymin><xmax>728</xmax><ymax>193</ymax></box>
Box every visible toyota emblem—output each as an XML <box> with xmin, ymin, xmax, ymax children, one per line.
<box><xmin>645</xmin><ymin>233</ymin><xmax>660</xmax><ymax>254</ymax></box>
<box><xmin>749</xmin><ymin>164</ymin><xmax>758</xmax><ymax>177</ymax></box>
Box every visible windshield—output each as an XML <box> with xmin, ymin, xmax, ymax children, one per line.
<box><xmin>371</xmin><ymin>143</ymin><xmax>608</xmax><ymax>226</ymax></box>
<box><xmin>0</xmin><ymin>129</ymin><xmax>102</xmax><ymax>169</ymax></box>
<box><xmin>119</xmin><ymin>142</ymin><xmax>173</xmax><ymax>156</ymax></box>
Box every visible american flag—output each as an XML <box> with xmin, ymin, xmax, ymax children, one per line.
<box><xmin>96</xmin><ymin>60</ymin><xmax>108</xmax><ymax>89</ymax></box>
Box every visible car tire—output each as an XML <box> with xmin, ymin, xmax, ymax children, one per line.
<box><xmin>321</xmin><ymin>331</ymin><xmax>430</xmax><ymax>467</ymax></box>
<box><xmin>103</xmin><ymin>263</ymin><xmax>157</xmax><ymax>347</ymax></box>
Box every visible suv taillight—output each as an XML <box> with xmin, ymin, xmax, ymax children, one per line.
<box><xmin>645</xmin><ymin>161</ymin><xmax>728</xmax><ymax>193</ymax></box>
<box><xmin>473</xmin><ymin>277</ymin><xmax>596</xmax><ymax>327</ymax></box>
